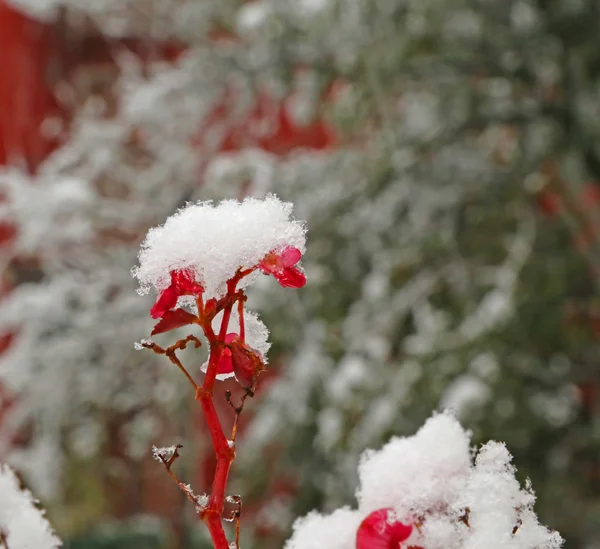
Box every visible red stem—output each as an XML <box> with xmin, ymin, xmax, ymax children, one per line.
<box><xmin>193</xmin><ymin>269</ymin><xmax>256</xmax><ymax>549</ymax></box>
<box><xmin>195</xmin><ymin>277</ymin><xmax>244</xmax><ymax>549</ymax></box>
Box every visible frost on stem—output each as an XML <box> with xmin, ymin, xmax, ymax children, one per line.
<box><xmin>0</xmin><ymin>464</ymin><xmax>62</xmax><ymax>549</ymax></box>
<box><xmin>285</xmin><ymin>412</ymin><xmax>563</xmax><ymax>549</ymax></box>
<box><xmin>134</xmin><ymin>195</ymin><xmax>307</xmax><ymax>549</ymax></box>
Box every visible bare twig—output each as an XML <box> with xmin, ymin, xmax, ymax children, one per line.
<box><xmin>142</xmin><ymin>335</ymin><xmax>202</xmax><ymax>390</ymax></box>
<box><xmin>225</xmin><ymin>495</ymin><xmax>242</xmax><ymax>549</ymax></box>
<box><xmin>155</xmin><ymin>445</ymin><xmax>208</xmax><ymax>513</ymax></box>
<box><xmin>225</xmin><ymin>386</ymin><xmax>255</xmax><ymax>442</ymax></box>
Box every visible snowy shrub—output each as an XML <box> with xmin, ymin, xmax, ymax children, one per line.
<box><xmin>0</xmin><ymin>463</ymin><xmax>61</xmax><ymax>549</ymax></box>
<box><xmin>286</xmin><ymin>412</ymin><xmax>563</xmax><ymax>549</ymax></box>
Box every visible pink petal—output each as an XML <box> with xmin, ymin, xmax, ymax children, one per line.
<box><xmin>150</xmin><ymin>286</ymin><xmax>179</xmax><ymax>319</ymax></box>
<box><xmin>279</xmin><ymin>246</ymin><xmax>302</xmax><ymax>267</ymax></box>
<box><xmin>225</xmin><ymin>333</ymin><xmax>240</xmax><ymax>344</ymax></box>
<box><xmin>356</xmin><ymin>509</ymin><xmax>412</xmax><ymax>549</ymax></box>
<box><xmin>276</xmin><ymin>266</ymin><xmax>307</xmax><ymax>288</ymax></box>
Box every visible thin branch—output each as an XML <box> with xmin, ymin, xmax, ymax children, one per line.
<box><xmin>0</xmin><ymin>530</ymin><xmax>9</xmax><ymax>549</ymax></box>
<box><xmin>225</xmin><ymin>495</ymin><xmax>242</xmax><ymax>549</ymax></box>
<box><xmin>142</xmin><ymin>335</ymin><xmax>201</xmax><ymax>390</ymax></box>
<box><xmin>155</xmin><ymin>445</ymin><xmax>208</xmax><ymax>513</ymax></box>
<box><xmin>225</xmin><ymin>386</ymin><xmax>255</xmax><ymax>442</ymax></box>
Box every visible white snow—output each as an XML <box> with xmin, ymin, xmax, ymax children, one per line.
<box><xmin>133</xmin><ymin>194</ymin><xmax>306</xmax><ymax>299</ymax></box>
<box><xmin>0</xmin><ymin>464</ymin><xmax>62</xmax><ymax>549</ymax></box>
<box><xmin>151</xmin><ymin>445</ymin><xmax>179</xmax><ymax>463</ymax></box>
<box><xmin>285</xmin><ymin>412</ymin><xmax>563</xmax><ymax>549</ymax></box>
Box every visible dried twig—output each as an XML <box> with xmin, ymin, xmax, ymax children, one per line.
<box><xmin>225</xmin><ymin>495</ymin><xmax>243</xmax><ymax>549</ymax></box>
<box><xmin>142</xmin><ymin>335</ymin><xmax>201</xmax><ymax>389</ymax></box>
<box><xmin>155</xmin><ymin>445</ymin><xmax>208</xmax><ymax>513</ymax></box>
<box><xmin>225</xmin><ymin>386</ymin><xmax>255</xmax><ymax>441</ymax></box>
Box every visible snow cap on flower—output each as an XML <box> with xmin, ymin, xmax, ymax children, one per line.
<box><xmin>357</xmin><ymin>411</ymin><xmax>472</xmax><ymax>517</ymax></box>
<box><xmin>133</xmin><ymin>194</ymin><xmax>306</xmax><ymax>299</ymax></box>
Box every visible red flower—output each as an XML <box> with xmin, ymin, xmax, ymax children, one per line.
<box><xmin>356</xmin><ymin>509</ymin><xmax>413</xmax><ymax>549</ymax></box>
<box><xmin>259</xmin><ymin>246</ymin><xmax>306</xmax><ymax>288</ymax></box>
<box><xmin>150</xmin><ymin>269</ymin><xmax>203</xmax><ymax>319</ymax></box>
<box><xmin>214</xmin><ymin>334</ymin><xmax>265</xmax><ymax>388</ymax></box>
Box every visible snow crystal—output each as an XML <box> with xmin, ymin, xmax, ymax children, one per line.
<box><xmin>151</xmin><ymin>445</ymin><xmax>178</xmax><ymax>463</ymax></box>
<box><xmin>200</xmin><ymin>307</ymin><xmax>271</xmax><ymax>380</ymax></box>
<box><xmin>286</xmin><ymin>412</ymin><xmax>563</xmax><ymax>549</ymax></box>
<box><xmin>180</xmin><ymin>484</ymin><xmax>208</xmax><ymax>513</ymax></box>
<box><xmin>133</xmin><ymin>195</ymin><xmax>306</xmax><ymax>299</ymax></box>
<box><xmin>0</xmin><ymin>463</ymin><xmax>62</xmax><ymax>549</ymax></box>
<box><xmin>134</xmin><ymin>338</ymin><xmax>152</xmax><ymax>351</ymax></box>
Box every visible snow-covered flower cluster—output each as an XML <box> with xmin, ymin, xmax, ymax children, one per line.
<box><xmin>133</xmin><ymin>194</ymin><xmax>306</xmax><ymax>300</ymax></box>
<box><xmin>133</xmin><ymin>195</ymin><xmax>306</xmax><ymax>386</ymax></box>
<box><xmin>0</xmin><ymin>463</ymin><xmax>61</xmax><ymax>549</ymax></box>
<box><xmin>285</xmin><ymin>412</ymin><xmax>562</xmax><ymax>549</ymax></box>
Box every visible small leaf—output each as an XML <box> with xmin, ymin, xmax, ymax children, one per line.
<box><xmin>151</xmin><ymin>308</ymin><xmax>197</xmax><ymax>336</ymax></box>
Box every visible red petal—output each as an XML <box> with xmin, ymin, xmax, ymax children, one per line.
<box><xmin>356</xmin><ymin>509</ymin><xmax>412</xmax><ymax>549</ymax></box>
<box><xmin>217</xmin><ymin>348</ymin><xmax>234</xmax><ymax>374</ymax></box>
<box><xmin>172</xmin><ymin>269</ymin><xmax>203</xmax><ymax>295</ymax></box>
<box><xmin>279</xmin><ymin>246</ymin><xmax>302</xmax><ymax>267</ymax></box>
<box><xmin>151</xmin><ymin>308</ymin><xmax>197</xmax><ymax>335</ymax></box>
<box><xmin>276</xmin><ymin>266</ymin><xmax>306</xmax><ymax>288</ymax></box>
<box><xmin>150</xmin><ymin>286</ymin><xmax>180</xmax><ymax>319</ymax></box>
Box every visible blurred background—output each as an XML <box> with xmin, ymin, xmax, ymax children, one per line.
<box><xmin>0</xmin><ymin>0</ymin><xmax>599</xmax><ymax>548</ymax></box>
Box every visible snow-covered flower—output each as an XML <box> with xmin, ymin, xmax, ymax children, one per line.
<box><xmin>133</xmin><ymin>194</ymin><xmax>307</xmax><ymax>300</ymax></box>
<box><xmin>285</xmin><ymin>412</ymin><xmax>563</xmax><ymax>549</ymax></box>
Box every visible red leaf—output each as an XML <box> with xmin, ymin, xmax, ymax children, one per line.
<box><xmin>151</xmin><ymin>308</ymin><xmax>197</xmax><ymax>336</ymax></box>
<box><xmin>150</xmin><ymin>286</ymin><xmax>179</xmax><ymax>319</ymax></box>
